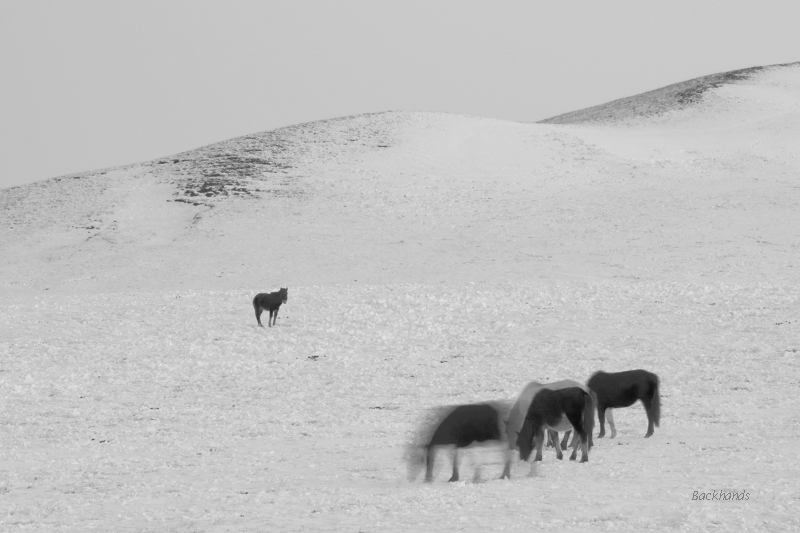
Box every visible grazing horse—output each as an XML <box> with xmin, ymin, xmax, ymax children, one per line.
<box><xmin>517</xmin><ymin>387</ymin><xmax>594</xmax><ymax>467</ymax></box>
<box><xmin>501</xmin><ymin>379</ymin><xmax>594</xmax><ymax>479</ymax></box>
<box><xmin>253</xmin><ymin>288</ymin><xmax>288</xmax><ymax>327</ymax></box>
<box><xmin>406</xmin><ymin>403</ymin><xmax>506</xmax><ymax>483</ymax></box>
<box><xmin>587</xmin><ymin>369</ymin><xmax>661</xmax><ymax>438</ymax></box>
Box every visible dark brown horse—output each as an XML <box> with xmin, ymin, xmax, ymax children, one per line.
<box><xmin>517</xmin><ymin>387</ymin><xmax>594</xmax><ymax>469</ymax></box>
<box><xmin>253</xmin><ymin>288</ymin><xmax>288</xmax><ymax>327</ymax></box>
<box><xmin>406</xmin><ymin>402</ymin><xmax>506</xmax><ymax>483</ymax></box>
<box><xmin>501</xmin><ymin>379</ymin><xmax>593</xmax><ymax>479</ymax></box>
<box><xmin>587</xmin><ymin>369</ymin><xmax>661</xmax><ymax>438</ymax></box>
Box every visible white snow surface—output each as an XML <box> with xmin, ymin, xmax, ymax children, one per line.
<box><xmin>1</xmin><ymin>64</ymin><xmax>800</xmax><ymax>531</ymax></box>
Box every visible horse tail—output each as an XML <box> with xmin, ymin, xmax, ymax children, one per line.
<box><xmin>651</xmin><ymin>376</ymin><xmax>661</xmax><ymax>427</ymax></box>
<box><xmin>252</xmin><ymin>295</ymin><xmax>260</xmax><ymax>310</ymax></box>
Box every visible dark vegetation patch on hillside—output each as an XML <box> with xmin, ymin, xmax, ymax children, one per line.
<box><xmin>540</xmin><ymin>62</ymin><xmax>798</xmax><ymax>125</ymax></box>
<box><xmin>153</xmin><ymin>112</ymin><xmax>400</xmax><ymax>206</ymax></box>
<box><xmin>0</xmin><ymin>172</ymin><xmax>109</xmax><ymax>231</ymax></box>
<box><xmin>156</xmin><ymin>132</ymin><xmax>299</xmax><ymax>206</ymax></box>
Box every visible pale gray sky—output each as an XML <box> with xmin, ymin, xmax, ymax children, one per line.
<box><xmin>1</xmin><ymin>0</ymin><xmax>797</xmax><ymax>189</ymax></box>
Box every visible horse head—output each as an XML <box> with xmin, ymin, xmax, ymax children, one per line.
<box><xmin>516</xmin><ymin>423</ymin><xmax>534</xmax><ymax>461</ymax></box>
<box><xmin>403</xmin><ymin>444</ymin><xmax>426</xmax><ymax>482</ymax></box>
<box><xmin>280</xmin><ymin>287</ymin><xmax>288</xmax><ymax>303</ymax></box>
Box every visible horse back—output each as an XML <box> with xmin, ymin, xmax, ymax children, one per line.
<box><xmin>546</xmin><ymin>379</ymin><xmax>590</xmax><ymax>395</ymax></box>
<box><xmin>506</xmin><ymin>381</ymin><xmax>544</xmax><ymax>444</ymax></box>
<box><xmin>506</xmin><ymin>379</ymin><xmax>590</xmax><ymax>444</ymax></box>
<box><xmin>429</xmin><ymin>403</ymin><xmax>504</xmax><ymax>448</ymax></box>
<box><xmin>527</xmin><ymin>387</ymin><xmax>586</xmax><ymax>428</ymax></box>
<box><xmin>588</xmin><ymin>369</ymin><xmax>659</xmax><ymax>408</ymax></box>
<box><xmin>253</xmin><ymin>292</ymin><xmax>283</xmax><ymax>310</ymax></box>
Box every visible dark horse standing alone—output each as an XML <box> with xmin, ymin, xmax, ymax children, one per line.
<box><xmin>587</xmin><ymin>369</ymin><xmax>661</xmax><ymax>438</ymax></box>
<box><xmin>253</xmin><ymin>288</ymin><xmax>288</xmax><ymax>327</ymax></box>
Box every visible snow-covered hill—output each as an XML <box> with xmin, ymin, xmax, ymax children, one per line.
<box><xmin>1</xmin><ymin>63</ymin><xmax>799</xmax><ymax>531</ymax></box>
<box><xmin>3</xmin><ymin>63</ymin><xmax>799</xmax><ymax>294</ymax></box>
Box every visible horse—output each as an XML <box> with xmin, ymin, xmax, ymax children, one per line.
<box><xmin>587</xmin><ymin>369</ymin><xmax>661</xmax><ymax>438</ymax></box>
<box><xmin>253</xmin><ymin>288</ymin><xmax>288</xmax><ymax>327</ymax></box>
<box><xmin>406</xmin><ymin>402</ymin><xmax>507</xmax><ymax>483</ymax></box>
<box><xmin>501</xmin><ymin>379</ymin><xmax>594</xmax><ymax>479</ymax></box>
<box><xmin>517</xmin><ymin>387</ymin><xmax>594</xmax><ymax>469</ymax></box>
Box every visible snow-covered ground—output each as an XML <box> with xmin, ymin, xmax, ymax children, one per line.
<box><xmin>1</xmin><ymin>64</ymin><xmax>799</xmax><ymax>531</ymax></box>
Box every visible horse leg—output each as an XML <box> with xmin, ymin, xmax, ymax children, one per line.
<box><xmin>534</xmin><ymin>430</ymin><xmax>545</xmax><ymax>462</ymax></box>
<box><xmin>526</xmin><ymin>434</ymin><xmax>541</xmax><ymax>476</ymax></box>
<box><xmin>272</xmin><ymin>308</ymin><xmax>279</xmax><ymax>326</ymax></box>
<box><xmin>565</xmin><ymin>410</ymin><xmax>589</xmax><ymax>463</ymax></box>
<box><xmin>472</xmin><ymin>454</ymin><xmax>483</xmax><ymax>483</ymax></box>
<box><xmin>570</xmin><ymin>424</ymin><xmax>589</xmax><ymax>463</ymax></box>
<box><xmin>501</xmin><ymin>447</ymin><xmax>513</xmax><ymax>479</ymax></box>
<box><xmin>597</xmin><ymin>406</ymin><xmax>607</xmax><ymax>438</ymax></box>
<box><xmin>546</xmin><ymin>430</ymin><xmax>557</xmax><ymax>448</ymax></box>
<box><xmin>569</xmin><ymin>432</ymin><xmax>579</xmax><ymax>461</ymax></box>
<box><xmin>561</xmin><ymin>430</ymin><xmax>571</xmax><ymax>450</ymax></box>
<box><xmin>255</xmin><ymin>307</ymin><xmax>263</xmax><ymax>327</ymax></box>
<box><xmin>607</xmin><ymin>408</ymin><xmax>617</xmax><ymax>438</ymax></box>
<box><xmin>642</xmin><ymin>399</ymin><xmax>655</xmax><ymax>437</ymax></box>
<box><xmin>448</xmin><ymin>448</ymin><xmax>460</xmax><ymax>482</ymax></box>
<box><xmin>579</xmin><ymin>431</ymin><xmax>589</xmax><ymax>463</ymax></box>
<box><xmin>552</xmin><ymin>431</ymin><xmax>564</xmax><ymax>461</ymax></box>
<box><xmin>424</xmin><ymin>446</ymin><xmax>435</xmax><ymax>482</ymax></box>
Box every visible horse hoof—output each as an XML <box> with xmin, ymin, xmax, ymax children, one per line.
<box><xmin>580</xmin><ymin>457</ymin><xmax>588</xmax><ymax>463</ymax></box>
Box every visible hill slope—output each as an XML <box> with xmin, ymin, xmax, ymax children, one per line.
<box><xmin>3</xmin><ymin>62</ymin><xmax>800</xmax><ymax>293</ymax></box>
<box><xmin>540</xmin><ymin>61</ymin><xmax>799</xmax><ymax>124</ymax></box>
